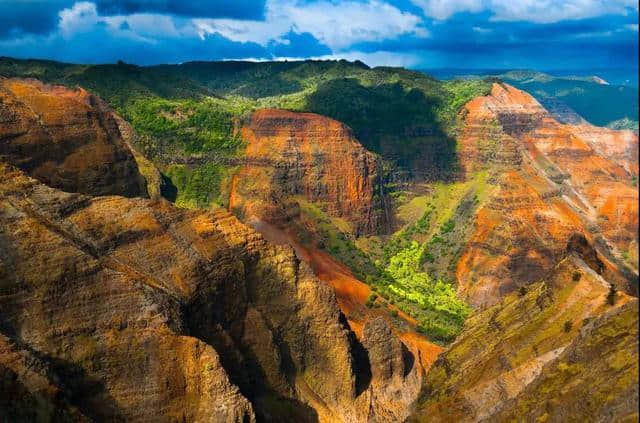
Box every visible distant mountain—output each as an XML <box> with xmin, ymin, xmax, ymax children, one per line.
<box><xmin>420</xmin><ymin>69</ymin><xmax>639</xmax><ymax>128</ymax></box>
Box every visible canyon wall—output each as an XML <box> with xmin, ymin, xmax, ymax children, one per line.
<box><xmin>0</xmin><ymin>80</ymin><xmax>421</xmax><ymax>422</ymax></box>
<box><xmin>414</xmin><ymin>251</ymin><xmax>638</xmax><ymax>422</ymax></box>
<box><xmin>0</xmin><ymin>78</ymin><xmax>147</xmax><ymax>197</ymax></box>
<box><xmin>230</xmin><ymin>109</ymin><xmax>383</xmax><ymax>236</ymax></box>
<box><xmin>456</xmin><ymin>83</ymin><xmax>638</xmax><ymax>307</ymax></box>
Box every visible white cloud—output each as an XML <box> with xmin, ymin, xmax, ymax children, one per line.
<box><xmin>194</xmin><ymin>0</ymin><xmax>428</xmax><ymax>50</ymax></box>
<box><xmin>414</xmin><ymin>0</ymin><xmax>482</xmax><ymax>21</ymax></box>
<box><xmin>412</xmin><ymin>0</ymin><xmax>638</xmax><ymax>23</ymax></box>
<box><xmin>625</xmin><ymin>23</ymin><xmax>639</xmax><ymax>31</ymax></box>
<box><xmin>59</xmin><ymin>2</ymin><xmax>100</xmax><ymax>38</ymax></box>
<box><xmin>58</xmin><ymin>2</ymin><xmax>197</xmax><ymax>43</ymax></box>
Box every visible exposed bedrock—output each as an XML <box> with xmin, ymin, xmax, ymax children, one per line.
<box><xmin>455</xmin><ymin>83</ymin><xmax>638</xmax><ymax>307</ymax></box>
<box><xmin>230</xmin><ymin>109</ymin><xmax>384</xmax><ymax>236</ymax></box>
<box><xmin>0</xmin><ymin>80</ymin><xmax>420</xmax><ymax>422</ymax></box>
<box><xmin>0</xmin><ymin>78</ymin><xmax>147</xmax><ymax>197</ymax></box>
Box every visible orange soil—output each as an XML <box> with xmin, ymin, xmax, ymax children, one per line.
<box><xmin>249</xmin><ymin>218</ymin><xmax>443</xmax><ymax>370</ymax></box>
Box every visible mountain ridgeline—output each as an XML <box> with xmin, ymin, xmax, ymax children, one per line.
<box><xmin>430</xmin><ymin>68</ymin><xmax>639</xmax><ymax>130</ymax></box>
<box><xmin>0</xmin><ymin>58</ymin><xmax>638</xmax><ymax>422</ymax></box>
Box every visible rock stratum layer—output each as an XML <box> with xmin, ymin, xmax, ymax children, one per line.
<box><xmin>409</xmin><ymin>83</ymin><xmax>638</xmax><ymax>422</ymax></box>
<box><xmin>1</xmin><ymin>77</ymin><xmax>638</xmax><ymax>423</ymax></box>
<box><xmin>414</xmin><ymin>253</ymin><xmax>638</xmax><ymax>422</ymax></box>
<box><xmin>0</xmin><ymin>78</ymin><xmax>147</xmax><ymax>197</ymax></box>
<box><xmin>456</xmin><ymin>82</ymin><xmax>638</xmax><ymax>307</ymax></box>
<box><xmin>0</xmin><ymin>80</ymin><xmax>423</xmax><ymax>422</ymax></box>
<box><xmin>230</xmin><ymin>109</ymin><xmax>382</xmax><ymax>236</ymax></box>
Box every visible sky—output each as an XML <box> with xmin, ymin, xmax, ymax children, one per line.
<box><xmin>0</xmin><ymin>0</ymin><xmax>637</xmax><ymax>70</ymax></box>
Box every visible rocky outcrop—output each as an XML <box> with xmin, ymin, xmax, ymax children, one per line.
<box><xmin>361</xmin><ymin>318</ymin><xmax>422</xmax><ymax>422</ymax></box>
<box><xmin>413</xmin><ymin>254</ymin><xmax>638</xmax><ymax>422</ymax></box>
<box><xmin>0</xmin><ymin>78</ymin><xmax>147</xmax><ymax>197</ymax></box>
<box><xmin>0</xmin><ymin>87</ymin><xmax>422</xmax><ymax>421</ymax></box>
<box><xmin>230</xmin><ymin>109</ymin><xmax>382</xmax><ymax>236</ymax></box>
<box><xmin>0</xmin><ymin>161</ymin><xmax>372</xmax><ymax>421</ymax></box>
<box><xmin>456</xmin><ymin>83</ymin><xmax>638</xmax><ymax>307</ymax></box>
<box><xmin>0</xmin><ymin>163</ymin><xmax>257</xmax><ymax>421</ymax></box>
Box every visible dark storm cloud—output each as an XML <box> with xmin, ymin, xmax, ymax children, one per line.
<box><xmin>94</xmin><ymin>0</ymin><xmax>267</xmax><ymax>19</ymax></box>
<box><xmin>0</xmin><ymin>0</ymin><xmax>636</xmax><ymax>71</ymax></box>
<box><xmin>268</xmin><ymin>31</ymin><xmax>332</xmax><ymax>58</ymax></box>
<box><xmin>349</xmin><ymin>11</ymin><xmax>639</xmax><ymax>68</ymax></box>
<box><xmin>0</xmin><ymin>0</ymin><xmax>71</xmax><ymax>38</ymax></box>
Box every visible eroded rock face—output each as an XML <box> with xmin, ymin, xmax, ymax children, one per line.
<box><xmin>1</xmin><ymin>160</ymin><xmax>381</xmax><ymax>421</ymax></box>
<box><xmin>0</xmin><ymin>78</ymin><xmax>147</xmax><ymax>197</ymax></box>
<box><xmin>0</xmin><ymin>164</ymin><xmax>256</xmax><ymax>422</ymax></box>
<box><xmin>1</xmin><ymin>109</ymin><xmax>431</xmax><ymax>423</ymax></box>
<box><xmin>230</xmin><ymin>109</ymin><xmax>383</xmax><ymax>236</ymax></box>
<box><xmin>456</xmin><ymin>83</ymin><xmax>638</xmax><ymax>307</ymax></box>
<box><xmin>361</xmin><ymin>318</ymin><xmax>423</xmax><ymax>422</ymax></box>
<box><xmin>413</xmin><ymin>255</ymin><xmax>638</xmax><ymax>422</ymax></box>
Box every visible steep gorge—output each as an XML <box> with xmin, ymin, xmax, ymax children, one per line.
<box><xmin>0</xmin><ymin>72</ymin><xmax>638</xmax><ymax>423</ymax></box>
<box><xmin>0</xmin><ymin>79</ymin><xmax>426</xmax><ymax>422</ymax></box>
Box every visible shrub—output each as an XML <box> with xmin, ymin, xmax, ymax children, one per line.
<box><xmin>572</xmin><ymin>271</ymin><xmax>582</xmax><ymax>282</ymax></box>
<box><xmin>563</xmin><ymin>320</ymin><xmax>573</xmax><ymax>332</ymax></box>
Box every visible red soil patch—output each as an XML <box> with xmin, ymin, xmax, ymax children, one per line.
<box><xmin>249</xmin><ymin>218</ymin><xmax>443</xmax><ymax>370</ymax></box>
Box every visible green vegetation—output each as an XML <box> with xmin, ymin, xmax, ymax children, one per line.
<box><xmin>298</xmin><ymin>196</ymin><xmax>471</xmax><ymax>343</ymax></box>
<box><xmin>164</xmin><ymin>163</ymin><xmax>235</xmax><ymax>209</ymax></box>
<box><xmin>297</xmin><ymin>199</ymin><xmax>380</xmax><ymax>280</ymax></box>
<box><xmin>125</xmin><ymin>97</ymin><xmax>246</xmax><ymax>159</ymax></box>
<box><xmin>385</xmin><ymin>241</ymin><xmax>471</xmax><ymax>342</ymax></box>
<box><xmin>351</xmin><ymin>171</ymin><xmax>494</xmax><ymax>342</ymax></box>
<box><xmin>303</xmin><ymin>76</ymin><xmax>490</xmax><ymax>174</ymax></box>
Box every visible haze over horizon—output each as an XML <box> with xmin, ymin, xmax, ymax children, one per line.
<box><xmin>0</xmin><ymin>0</ymin><xmax>638</xmax><ymax>71</ymax></box>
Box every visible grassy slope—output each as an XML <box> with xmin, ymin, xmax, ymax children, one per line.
<box><xmin>413</xmin><ymin>256</ymin><xmax>638</xmax><ymax>422</ymax></box>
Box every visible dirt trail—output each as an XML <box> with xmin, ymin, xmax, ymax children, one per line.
<box><xmin>249</xmin><ymin>218</ymin><xmax>443</xmax><ymax>371</ymax></box>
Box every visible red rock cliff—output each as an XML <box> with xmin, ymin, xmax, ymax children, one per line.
<box><xmin>0</xmin><ymin>85</ymin><xmax>421</xmax><ymax>423</ymax></box>
<box><xmin>456</xmin><ymin>83</ymin><xmax>638</xmax><ymax>307</ymax></box>
<box><xmin>230</xmin><ymin>109</ymin><xmax>382</xmax><ymax>236</ymax></box>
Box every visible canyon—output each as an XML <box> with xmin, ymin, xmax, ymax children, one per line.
<box><xmin>0</xmin><ymin>65</ymin><xmax>638</xmax><ymax>423</ymax></box>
